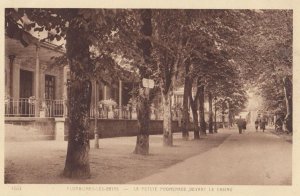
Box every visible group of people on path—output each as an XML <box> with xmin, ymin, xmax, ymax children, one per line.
<box><xmin>255</xmin><ymin>119</ymin><xmax>266</xmax><ymax>132</ymax></box>
<box><xmin>236</xmin><ymin>116</ymin><xmax>267</xmax><ymax>134</ymax></box>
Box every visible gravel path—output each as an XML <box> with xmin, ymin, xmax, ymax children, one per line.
<box><xmin>128</xmin><ymin>128</ymin><xmax>292</xmax><ymax>185</ymax></box>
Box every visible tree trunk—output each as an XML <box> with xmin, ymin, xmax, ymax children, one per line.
<box><xmin>228</xmin><ymin>104</ymin><xmax>231</xmax><ymax>128</ymax></box>
<box><xmin>222</xmin><ymin>111</ymin><xmax>225</xmax><ymax>128</ymax></box>
<box><xmin>208</xmin><ymin>92</ymin><xmax>213</xmax><ymax>134</ymax></box>
<box><xmin>181</xmin><ymin>64</ymin><xmax>191</xmax><ymax>140</ymax></box>
<box><xmin>63</xmin><ymin>80</ymin><xmax>91</xmax><ymax>178</ymax></box>
<box><xmin>214</xmin><ymin>100</ymin><xmax>218</xmax><ymax>133</ymax></box>
<box><xmin>198</xmin><ymin>85</ymin><xmax>206</xmax><ymax>135</ymax></box>
<box><xmin>190</xmin><ymin>102</ymin><xmax>200</xmax><ymax>139</ymax></box>
<box><xmin>134</xmin><ymin>88</ymin><xmax>150</xmax><ymax>154</ymax></box>
<box><xmin>63</xmin><ymin>24</ymin><xmax>92</xmax><ymax>178</ymax></box>
<box><xmin>189</xmin><ymin>82</ymin><xmax>200</xmax><ymax>139</ymax></box>
<box><xmin>162</xmin><ymin>92</ymin><xmax>173</xmax><ymax>146</ymax></box>
<box><xmin>283</xmin><ymin>76</ymin><xmax>292</xmax><ymax>132</ymax></box>
<box><xmin>134</xmin><ymin>9</ymin><xmax>152</xmax><ymax>154</ymax></box>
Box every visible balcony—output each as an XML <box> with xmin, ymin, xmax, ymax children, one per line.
<box><xmin>4</xmin><ymin>98</ymin><xmax>138</xmax><ymax>119</ymax></box>
<box><xmin>5</xmin><ymin>98</ymin><xmax>64</xmax><ymax>118</ymax></box>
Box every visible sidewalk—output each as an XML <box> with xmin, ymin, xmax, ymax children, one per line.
<box><xmin>5</xmin><ymin>127</ymin><xmax>291</xmax><ymax>185</ymax></box>
<box><xmin>128</xmin><ymin>128</ymin><xmax>292</xmax><ymax>185</ymax></box>
<box><xmin>5</xmin><ymin>129</ymin><xmax>230</xmax><ymax>184</ymax></box>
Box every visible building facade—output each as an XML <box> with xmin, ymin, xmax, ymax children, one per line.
<box><xmin>4</xmin><ymin>35</ymin><xmax>186</xmax><ymax>140</ymax></box>
<box><xmin>5</xmin><ymin>35</ymin><xmax>66</xmax><ymax>117</ymax></box>
<box><xmin>5</xmin><ymin>35</ymin><xmax>136</xmax><ymax>119</ymax></box>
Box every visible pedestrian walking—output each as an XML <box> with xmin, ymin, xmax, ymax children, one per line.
<box><xmin>242</xmin><ymin>120</ymin><xmax>247</xmax><ymax>132</ymax></box>
<box><xmin>255</xmin><ymin>119</ymin><xmax>259</xmax><ymax>131</ymax></box>
<box><xmin>260</xmin><ymin>119</ymin><xmax>266</xmax><ymax>132</ymax></box>
<box><xmin>236</xmin><ymin>116</ymin><xmax>244</xmax><ymax>134</ymax></box>
<box><xmin>275</xmin><ymin>117</ymin><xmax>283</xmax><ymax>132</ymax></box>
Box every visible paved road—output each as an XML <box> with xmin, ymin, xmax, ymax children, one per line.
<box><xmin>128</xmin><ymin>127</ymin><xmax>292</xmax><ymax>185</ymax></box>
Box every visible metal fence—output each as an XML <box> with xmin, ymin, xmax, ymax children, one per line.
<box><xmin>5</xmin><ymin>99</ymin><xmax>167</xmax><ymax>120</ymax></box>
<box><xmin>5</xmin><ymin>98</ymin><xmax>35</xmax><ymax>117</ymax></box>
<box><xmin>44</xmin><ymin>99</ymin><xmax>64</xmax><ymax>117</ymax></box>
<box><xmin>5</xmin><ymin>99</ymin><xmax>64</xmax><ymax>117</ymax></box>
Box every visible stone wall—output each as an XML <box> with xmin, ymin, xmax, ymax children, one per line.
<box><xmin>5</xmin><ymin>117</ymin><xmax>55</xmax><ymax>141</ymax></box>
<box><xmin>63</xmin><ymin>119</ymin><xmax>182</xmax><ymax>140</ymax></box>
<box><xmin>5</xmin><ymin>118</ymin><xmax>222</xmax><ymax>141</ymax></box>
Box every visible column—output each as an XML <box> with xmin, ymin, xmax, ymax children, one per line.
<box><xmin>118</xmin><ymin>80</ymin><xmax>122</xmax><ymax>119</ymax></box>
<box><xmin>13</xmin><ymin>59</ymin><xmax>20</xmax><ymax>100</ymax></box>
<box><xmin>35</xmin><ymin>45</ymin><xmax>40</xmax><ymax>117</ymax></box>
<box><xmin>8</xmin><ymin>55</ymin><xmax>15</xmax><ymax>98</ymax></box>
<box><xmin>63</xmin><ymin>65</ymin><xmax>69</xmax><ymax>117</ymax></box>
<box><xmin>104</xmin><ymin>85</ymin><xmax>107</xmax><ymax>100</ymax></box>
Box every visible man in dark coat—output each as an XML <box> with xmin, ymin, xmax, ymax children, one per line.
<box><xmin>255</xmin><ymin>119</ymin><xmax>259</xmax><ymax>131</ymax></box>
<box><xmin>236</xmin><ymin>116</ymin><xmax>244</xmax><ymax>134</ymax></box>
<box><xmin>260</xmin><ymin>119</ymin><xmax>266</xmax><ymax>132</ymax></box>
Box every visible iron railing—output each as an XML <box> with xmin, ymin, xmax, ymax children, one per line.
<box><xmin>5</xmin><ymin>98</ymin><xmax>64</xmax><ymax>117</ymax></box>
<box><xmin>5</xmin><ymin>99</ymin><xmax>166</xmax><ymax>120</ymax></box>
<box><xmin>5</xmin><ymin>98</ymin><xmax>35</xmax><ymax>117</ymax></box>
<box><xmin>44</xmin><ymin>99</ymin><xmax>64</xmax><ymax>117</ymax></box>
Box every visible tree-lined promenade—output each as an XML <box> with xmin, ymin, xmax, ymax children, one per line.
<box><xmin>5</xmin><ymin>9</ymin><xmax>292</xmax><ymax>179</ymax></box>
<box><xmin>5</xmin><ymin>128</ymin><xmax>292</xmax><ymax>184</ymax></box>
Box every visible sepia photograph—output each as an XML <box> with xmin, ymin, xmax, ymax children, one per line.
<box><xmin>1</xmin><ymin>0</ymin><xmax>299</xmax><ymax>195</ymax></box>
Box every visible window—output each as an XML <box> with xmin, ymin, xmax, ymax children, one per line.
<box><xmin>45</xmin><ymin>75</ymin><xmax>55</xmax><ymax>100</ymax></box>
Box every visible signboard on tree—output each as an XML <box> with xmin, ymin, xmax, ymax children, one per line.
<box><xmin>142</xmin><ymin>78</ymin><xmax>154</xmax><ymax>89</ymax></box>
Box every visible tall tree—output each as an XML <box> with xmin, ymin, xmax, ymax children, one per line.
<box><xmin>64</xmin><ymin>16</ymin><xmax>93</xmax><ymax>178</ymax></box>
<box><xmin>133</xmin><ymin>9</ymin><xmax>153</xmax><ymax>154</ymax></box>
<box><xmin>181</xmin><ymin>61</ymin><xmax>191</xmax><ymax>140</ymax></box>
<box><xmin>151</xmin><ymin>10</ymin><xmax>188</xmax><ymax>146</ymax></box>
<box><xmin>198</xmin><ymin>84</ymin><xmax>206</xmax><ymax>135</ymax></box>
<box><xmin>111</xmin><ymin>9</ymin><xmax>160</xmax><ymax>153</ymax></box>
<box><xmin>189</xmin><ymin>77</ymin><xmax>200</xmax><ymax>139</ymax></box>
<box><xmin>208</xmin><ymin>91</ymin><xmax>213</xmax><ymax>133</ymax></box>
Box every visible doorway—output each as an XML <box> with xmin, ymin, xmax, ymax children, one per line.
<box><xmin>19</xmin><ymin>69</ymin><xmax>33</xmax><ymax>116</ymax></box>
